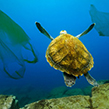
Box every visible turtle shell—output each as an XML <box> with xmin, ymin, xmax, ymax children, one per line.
<box><xmin>46</xmin><ymin>33</ymin><xmax>94</xmax><ymax>77</ymax></box>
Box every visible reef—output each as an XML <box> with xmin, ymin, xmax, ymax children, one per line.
<box><xmin>45</xmin><ymin>79</ymin><xmax>109</xmax><ymax>99</ymax></box>
<box><xmin>0</xmin><ymin>81</ymin><xmax>109</xmax><ymax>109</ymax></box>
<box><xmin>20</xmin><ymin>83</ymin><xmax>109</xmax><ymax>109</ymax></box>
<box><xmin>0</xmin><ymin>85</ymin><xmax>47</xmax><ymax>107</ymax></box>
<box><xmin>0</xmin><ymin>95</ymin><xmax>19</xmax><ymax>109</ymax></box>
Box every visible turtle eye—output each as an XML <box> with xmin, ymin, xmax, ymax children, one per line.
<box><xmin>60</xmin><ymin>30</ymin><xmax>67</xmax><ymax>35</ymax></box>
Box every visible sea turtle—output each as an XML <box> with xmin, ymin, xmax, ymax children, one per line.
<box><xmin>36</xmin><ymin>22</ymin><xmax>98</xmax><ymax>87</ymax></box>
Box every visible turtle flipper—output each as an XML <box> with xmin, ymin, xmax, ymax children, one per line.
<box><xmin>63</xmin><ymin>72</ymin><xmax>76</xmax><ymax>87</ymax></box>
<box><xmin>35</xmin><ymin>22</ymin><xmax>54</xmax><ymax>40</ymax></box>
<box><xmin>84</xmin><ymin>72</ymin><xmax>99</xmax><ymax>86</ymax></box>
<box><xmin>76</xmin><ymin>23</ymin><xmax>95</xmax><ymax>38</ymax></box>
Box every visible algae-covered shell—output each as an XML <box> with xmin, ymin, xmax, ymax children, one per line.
<box><xmin>46</xmin><ymin>33</ymin><xmax>94</xmax><ymax>77</ymax></box>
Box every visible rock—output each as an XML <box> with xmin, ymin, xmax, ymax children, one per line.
<box><xmin>82</xmin><ymin>80</ymin><xmax>109</xmax><ymax>96</ymax></box>
<box><xmin>0</xmin><ymin>95</ymin><xmax>19</xmax><ymax>109</ymax></box>
<box><xmin>20</xmin><ymin>83</ymin><xmax>109</xmax><ymax>109</ymax></box>
<box><xmin>91</xmin><ymin>83</ymin><xmax>109</xmax><ymax>109</ymax></box>
<box><xmin>82</xmin><ymin>86</ymin><xmax>92</xmax><ymax>96</ymax></box>
<box><xmin>0</xmin><ymin>85</ymin><xmax>47</xmax><ymax>107</ymax></box>
<box><xmin>21</xmin><ymin>95</ymin><xmax>91</xmax><ymax>109</ymax></box>
<box><xmin>97</xmin><ymin>79</ymin><xmax>109</xmax><ymax>85</ymax></box>
<box><xmin>65</xmin><ymin>88</ymin><xmax>84</xmax><ymax>96</ymax></box>
<box><xmin>46</xmin><ymin>86</ymin><xmax>68</xmax><ymax>99</ymax></box>
<box><xmin>0</xmin><ymin>81</ymin><xmax>109</xmax><ymax>109</ymax></box>
<box><xmin>46</xmin><ymin>86</ymin><xmax>84</xmax><ymax>99</ymax></box>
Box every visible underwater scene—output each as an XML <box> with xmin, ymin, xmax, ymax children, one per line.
<box><xmin>0</xmin><ymin>0</ymin><xmax>109</xmax><ymax>108</ymax></box>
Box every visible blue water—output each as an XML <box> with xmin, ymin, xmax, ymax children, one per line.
<box><xmin>0</xmin><ymin>0</ymin><xmax>109</xmax><ymax>105</ymax></box>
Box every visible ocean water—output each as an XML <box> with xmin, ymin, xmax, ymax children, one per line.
<box><xmin>0</xmin><ymin>0</ymin><xmax>109</xmax><ymax>107</ymax></box>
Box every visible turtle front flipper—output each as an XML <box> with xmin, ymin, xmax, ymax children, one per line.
<box><xmin>76</xmin><ymin>23</ymin><xmax>95</xmax><ymax>38</ymax></box>
<box><xmin>35</xmin><ymin>22</ymin><xmax>54</xmax><ymax>40</ymax></box>
<box><xmin>84</xmin><ymin>72</ymin><xmax>99</xmax><ymax>86</ymax></box>
<box><xmin>63</xmin><ymin>72</ymin><xmax>76</xmax><ymax>87</ymax></box>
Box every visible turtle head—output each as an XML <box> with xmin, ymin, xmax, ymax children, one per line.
<box><xmin>60</xmin><ymin>30</ymin><xmax>67</xmax><ymax>35</ymax></box>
